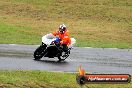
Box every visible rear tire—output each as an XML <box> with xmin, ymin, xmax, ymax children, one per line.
<box><xmin>34</xmin><ymin>44</ymin><xmax>46</xmax><ymax>60</ymax></box>
<box><xmin>57</xmin><ymin>52</ymin><xmax>69</xmax><ymax>61</ymax></box>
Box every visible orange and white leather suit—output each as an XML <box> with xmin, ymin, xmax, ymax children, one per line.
<box><xmin>52</xmin><ymin>30</ymin><xmax>71</xmax><ymax>46</ymax></box>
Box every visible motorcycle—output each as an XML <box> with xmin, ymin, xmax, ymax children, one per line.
<box><xmin>33</xmin><ymin>33</ymin><xmax>76</xmax><ymax>61</ymax></box>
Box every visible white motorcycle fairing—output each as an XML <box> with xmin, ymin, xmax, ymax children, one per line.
<box><xmin>42</xmin><ymin>33</ymin><xmax>76</xmax><ymax>47</ymax></box>
<box><xmin>33</xmin><ymin>33</ymin><xmax>76</xmax><ymax>61</ymax></box>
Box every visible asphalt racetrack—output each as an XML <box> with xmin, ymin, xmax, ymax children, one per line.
<box><xmin>0</xmin><ymin>44</ymin><xmax>132</xmax><ymax>74</ymax></box>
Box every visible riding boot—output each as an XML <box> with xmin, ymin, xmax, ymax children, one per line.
<box><xmin>62</xmin><ymin>44</ymin><xmax>68</xmax><ymax>54</ymax></box>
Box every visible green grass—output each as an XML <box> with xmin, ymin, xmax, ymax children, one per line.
<box><xmin>76</xmin><ymin>39</ymin><xmax>132</xmax><ymax>48</ymax></box>
<box><xmin>0</xmin><ymin>0</ymin><xmax>132</xmax><ymax>48</ymax></box>
<box><xmin>0</xmin><ymin>22</ymin><xmax>40</xmax><ymax>44</ymax></box>
<box><xmin>0</xmin><ymin>70</ymin><xmax>131</xmax><ymax>88</ymax></box>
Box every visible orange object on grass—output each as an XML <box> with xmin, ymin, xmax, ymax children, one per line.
<box><xmin>78</xmin><ymin>66</ymin><xmax>86</xmax><ymax>76</ymax></box>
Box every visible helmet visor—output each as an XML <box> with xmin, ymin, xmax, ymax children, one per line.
<box><xmin>59</xmin><ymin>27</ymin><xmax>66</xmax><ymax>33</ymax></box>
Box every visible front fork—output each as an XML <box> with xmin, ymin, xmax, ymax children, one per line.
<box><xmin>42</xmin><ymin>42</ymin><xmax>45</xmax><ymax>46</ymax></box>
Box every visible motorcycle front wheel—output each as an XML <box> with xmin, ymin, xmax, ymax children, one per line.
<box><xmin>34</xmin><ymin>44</ymin><xmax>46</xmax><ymax>60</ymax></box>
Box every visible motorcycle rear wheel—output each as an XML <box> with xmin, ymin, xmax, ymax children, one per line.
<box><xmin>57</xmin><ymin>52</ymin><xmax>69</xmax><ymax>61</ymax></box>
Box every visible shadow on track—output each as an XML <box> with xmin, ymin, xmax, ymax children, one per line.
<box><xmin>34</xmin><ymin>59</ymin><xmax>69</xmax><ymax>65</ymax></box>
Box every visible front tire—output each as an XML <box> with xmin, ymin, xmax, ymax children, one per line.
<box><xmin>34</xmin><ymin>44</ymin><xmax>46</xmax><ymax>60</ymax></box>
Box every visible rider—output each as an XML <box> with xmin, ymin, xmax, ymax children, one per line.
<box><xmin>52</xmin><ymin>24</ymin><xmax>71</xmax><ymax>54</ymax></box>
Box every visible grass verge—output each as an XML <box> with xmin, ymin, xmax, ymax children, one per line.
<box><xmin>0</xmin><ymin>70</ymin><xmax>132</xmax><ymax>88</ymax></box>
<box><xmin>0</xmin><ymin>0</ymin><xmax>132</xmax><ymax>48</ymax></box>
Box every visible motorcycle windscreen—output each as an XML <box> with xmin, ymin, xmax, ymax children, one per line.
<box><xmin>42</xmin><ymin>33</ymin><xmax>55</xmax><ymax>45</ymax></box>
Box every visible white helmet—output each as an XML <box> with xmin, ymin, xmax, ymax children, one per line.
<box><xmin>59</xmin><ymin>24</ymin><xmax>67</xmax><ymax>33</ymax></box>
